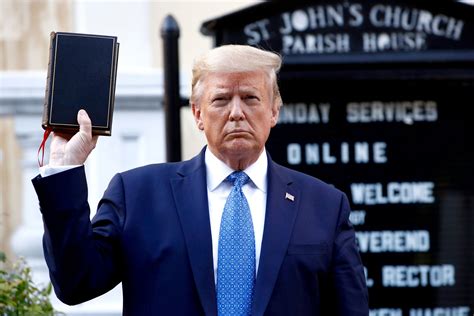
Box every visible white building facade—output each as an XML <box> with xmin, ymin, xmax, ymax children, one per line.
<box><xmin>0</xmin><ymin>1</ymin><xmax>256</xmax><ymax>314</ymax></box>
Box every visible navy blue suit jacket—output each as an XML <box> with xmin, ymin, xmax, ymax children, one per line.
<box><xmin>32</xmin><ymin>149</ymin><xmax>368</xmax><ymax>315</ymax></box>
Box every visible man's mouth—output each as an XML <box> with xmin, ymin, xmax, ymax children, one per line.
<box><xmin>226</xmin><ymin>130</ymin><xmax>251</xmax><ymax>138</ymax></box>
<box><xmin>228</xmin><ymin>129</ymin><xmax>249</xmax><ymax>135</ymax></box>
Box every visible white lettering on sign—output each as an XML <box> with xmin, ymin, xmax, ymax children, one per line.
<box><xmin>351</xmin><ymin>182</ymin><xmax>435</xmax><ymax>205</ymax></box>
<box><xmin>362</xmin><ymin>32</ymin><xmax>426</xmax><ymax>52</ymax></box>
<box><xmin>243</xmin><ymin>4</ymin><xmax>466</xmax><ymax>52</ymax></box>
<box><xmin>364</xmin><ymin>266</ymin><xmax>374</xmax><ymax>287</ymax></box>
<box><xmin>356</xmin><ymin>230</ymin><xmax>430</xmax><ymax>253</ymax></box>
<box><xmin>286</xmin><ymin>142</ymin><xmax>387</xmax><ymax>165</ymax></box>
<box><xmin>278</xmin><ymin>103</ymin><xmax>330</xmax><ymax>124</ymax></box>
<box><xmin>349</xmin><ymin>210</ymin><xmax>366</xmax><ymax>225</ymax></box>
<box><xmin>244</xmin><ymin>19</ymin><xmax>271</xmax><ymax>45</ymax></box>
<box><xmin>409</xmin><ymin>306</ymin><xmax>470</xmax><ymax>316</ymax></box>
<box><xmin>282</xmin><ymin>33</ymin><xmax>350</xmax><ymax>54</ymax></box>
<box><xmin>369</xmin><ymin>309</ymin><xmax>403</xmax><ymax>316</ymax></box>
<box><xmin>369</xmin><ymin>5</ymin><xmax>464</xmax><ymax>40</ymax></box>
<box><xmin>279</xmin><ymin>4</ymin><xmax>364</xmax><ymax>33</ymax></box>
<box><xmin>382</xmin><ymin>265</ymin><xmax>455</xmax><ymax>287</ymax></box>
<box><xmin>287</xmin><ymin>143</ymin><xmax>302</xmax><ymax>165</ymax></box>
<box><xmin>346</xmin><ymin>100</ymin><xmax>438</xmax><ymax>124</ymax></box>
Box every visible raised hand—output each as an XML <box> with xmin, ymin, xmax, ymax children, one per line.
<box><xmin>49</xmin><ymin>109</ymin><xmax>99</xmax><ymax>166</ymax></box>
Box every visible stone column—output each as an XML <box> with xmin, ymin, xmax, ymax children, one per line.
<box><xmin>0</xmin><ymin>0</ymin><xmax>72</xmax><ymax>70</ymax></box>
<box><xmin>0</xmin><ymin>117</ymin><xmax>22</xmax><ymax>258</ymax></box>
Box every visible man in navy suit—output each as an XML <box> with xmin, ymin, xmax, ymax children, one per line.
<box><xmin>33</xmin><ymin>45</ymin><xmax>368</xmax><ymax>315</ymax></box>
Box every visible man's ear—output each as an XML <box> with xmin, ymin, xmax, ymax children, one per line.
<box><xmin>191</xmin><ymin>102</ymin><xmax>204</xmax><ymax>130</ymax></box>
<box><xmin>270</xmin><ymin>102</ymin><xmax>280</xmax><ymax>127</ymax></box>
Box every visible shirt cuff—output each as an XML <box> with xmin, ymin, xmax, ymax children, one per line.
<box><xmin>39</xmin><ymin>165</ymin><xmax>82</xmax><ymax>177</ymax></box>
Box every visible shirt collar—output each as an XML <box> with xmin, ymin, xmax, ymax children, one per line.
<box><xmin>205</xmin><ymin>147</ymin><xmax>268</xmax><ymax>193</ymax></box>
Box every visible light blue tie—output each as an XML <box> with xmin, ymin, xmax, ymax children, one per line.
<box><xmin>217</xmin><ymin>171</ymin><xmax>255</xmax><ymax>316</ymax></box>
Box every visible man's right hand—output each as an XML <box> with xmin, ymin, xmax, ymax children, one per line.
<box><xmin>49</xmin><ymin>109</ymin><xmax>99</xmax><ymax>166</ymax></box>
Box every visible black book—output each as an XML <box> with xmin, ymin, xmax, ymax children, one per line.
<box><xmin>42</xmin><ymin>32</ymin><xmax>119</xmax><ymax>136</ymax></box>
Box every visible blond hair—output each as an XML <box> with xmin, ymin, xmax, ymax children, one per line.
<box><xmin>190</xmin><ymin>45</ymin><xmax>282</xmax><ymax>108</ymax></box>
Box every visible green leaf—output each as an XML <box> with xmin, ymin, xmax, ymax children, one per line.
<box><xmin>0</xmin><ymin>251</ymin><xmax>61</xmax><ymax>315</ymax></box>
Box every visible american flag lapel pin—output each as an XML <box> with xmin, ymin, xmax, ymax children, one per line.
<box><xmin>285</xmin><ymin>192</ymin><xmax>295</xmax><ymax>202</ymax></box>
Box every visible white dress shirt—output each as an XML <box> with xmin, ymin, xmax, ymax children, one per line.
<box><xmin>40</xmin><ymin>164</ymin><xmax>79</xmax><ymax>177</ymax></box>
<box><xmin>205</xmin><ymin>148</ymin><xmax>267</xmax><ymax>282</ymax></box>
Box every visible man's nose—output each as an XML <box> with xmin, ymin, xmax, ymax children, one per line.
<box><xmin>229</xmin><ymin>96</ymin><xmax>245</xmax><ymax>121</ymax></box>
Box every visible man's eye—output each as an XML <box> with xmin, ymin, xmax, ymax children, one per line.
<box><xmin>245</xmin><ymin>95</ymin><xmax>259</xmax><ymax>101</ymax></box>
<box><xmin>211</xmin><ymin>97</ymin><xmax>229</xmax><ymax>106</ymax></box>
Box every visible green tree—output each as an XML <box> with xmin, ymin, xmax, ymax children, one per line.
<box><xmin>0</xmin><ymin>251</ymin><xmax>61</xmax><ymax>315</ymax></box>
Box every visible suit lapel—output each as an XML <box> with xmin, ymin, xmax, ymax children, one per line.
<box><xmin>252</xmin><ymin>159</ymin><xmax>300</xmax><ymax>316</ymax></box>
<box><xmin>171</xmin><ymin>150</ymin><xmax>217</xmax><ymax>316</ymax></box>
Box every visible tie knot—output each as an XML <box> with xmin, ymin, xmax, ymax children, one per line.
<box><xmin>226</xmin><ymin>171</ymin><xmax>250</xmax><ymax>188</ymax></box>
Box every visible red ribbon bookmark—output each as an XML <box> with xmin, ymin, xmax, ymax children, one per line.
<box><xmin>37</xmin><ymin>128</ymin><xmax>52</xmax><ymax>167</ymax></box>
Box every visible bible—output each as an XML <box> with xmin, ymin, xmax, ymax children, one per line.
<box><xmin>42</xmin><ymin>32</ymin><xmax>119</xmax><ymax>136</ymax></box>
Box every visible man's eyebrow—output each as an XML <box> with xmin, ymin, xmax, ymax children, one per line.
<box><xmin>209</xmin><ymin>86</ymin><xmax>261</xmax><ymax>95</ymax></box>
<box><xmin>210</xmin><ymin>89</ymin><xmax>231</xmax><ymax>96</ymax></box>
<box><xmin>239</xmin><ymin>87</ymin><xmax>261</xmax><ymax>95</ymax></box>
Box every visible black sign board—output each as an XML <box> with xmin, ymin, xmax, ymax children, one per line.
<box><xmin>202</xmin><ymin>1</ymin><xmax>474</xmax><ymax>314</ymax></box>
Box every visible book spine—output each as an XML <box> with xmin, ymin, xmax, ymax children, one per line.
<box><xmin>106</xmin><ymin>42</ymin><xmax>120</xmax><ymax>136</ymax></box>
<box><xmin>42</xmin><ymin>32</ymin><xmax>55</xmax><ymax>130</ymax></box>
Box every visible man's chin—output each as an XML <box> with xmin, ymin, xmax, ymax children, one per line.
<box><xmin>224</xmin><ymin>140</ymin><xmax>260</xmax><ymax>157</ymax></box>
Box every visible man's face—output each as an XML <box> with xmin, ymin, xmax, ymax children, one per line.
<box><xmin>192</xmin><ymin>70</ymin><xmax>279</xmax><ymax>166</ymax></box>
